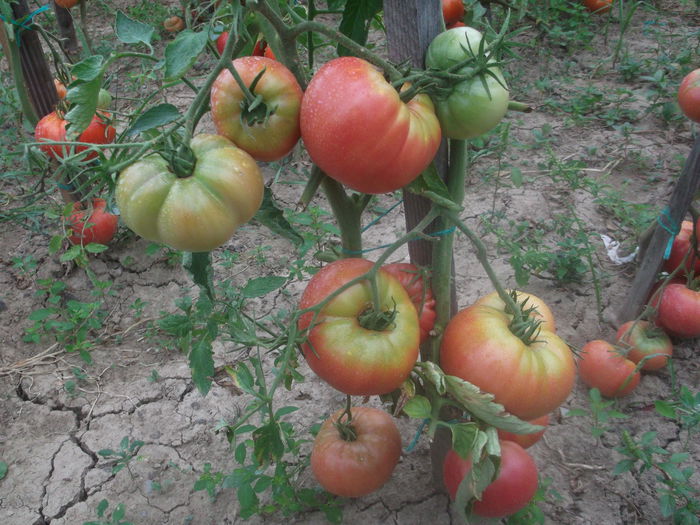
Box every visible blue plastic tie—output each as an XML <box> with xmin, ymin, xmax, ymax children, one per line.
<box><xmin>404</xmin><ymin>418</ymin><xmax>429</xmax><ymax>453</ymax></box>
<box><xmin>0</xmin><ymin>5</ymin><xmax>50</xmax><ymax>45</ymax></box>
<box><xmin>657</xmin><ymin>207</ymin><xmax>680</xmax><ymax>260</ymax></box>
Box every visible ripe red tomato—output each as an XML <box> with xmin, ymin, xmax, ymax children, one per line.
<box><xmin>663</xmin><ymin>219</ymin><xmax>700</xmax><ymax>275</ymax></box>
<box><xmin>497</xmin><ymin>414</ymin><xmax>549</xmax><ymax>449</ymax></box>
<box><xmin>311</xmin><ymin>406</ymin><xmax>401</xmax><ymax>498</ymax></box>
<box><xmin>252</xmin><ymin>39</ymin><xmax>276</xmax><ymax>59</ymax></box>
<box><xmin>35</xmin><ymin>111</ymin><xmax>116</xmax><ymax>161</ymax></box>
<box><xmin>442</xmin><ymin>0</ymin><xmax>465</xmax><ymax>25</ymax></box>
<box><xmin>210</xmin><ymin>56</ymin><xmax>303</xmax><ymax>162</ymax></box>
<box><xmin>583</xmin><ymin>0</ymin><xmax>613</xmax><ymax>13</ymax></box>
<box><xmin>298</xmin><ymin>258</ymin><xmax>420</xmax><ymax>396</ymax></box>
<box><xmin>300</xmin><ymin>56</ymin><xmax>441</xmax><ymax>194</ymax></box>
<box><xmin>616</xmin><ymin>320</ymin><xmax>672</xmax><ymax>371</ymax></box>
<box><xmin>474</xmin><ymin>290</ymin><xmax>556</xmax><ymax>333</ymax></box>
<box><xmin>67</xmin><ymin>198</ymin><xmax>118</xmax><ymax>246</ymax></box>
<box><xmin>382</xmin><ymin>262</ymin><xmax>436</xmax><ymax>343</ymax></box>
<box><xmin>678</xmin><ymin>69</ymin><xmax>700</xmax><ymax>123</ymax></box>
<box><xmin>653</xmin><ymin>282</ymin><xmax>700</xmax><ymax>339</ymax></box>
<box><xmin>440</xmin><ymin>299</ymin><xmax>575</xmax><ymax>420</ymax></box>
<box><xmin>55</xmin><ymin>0</ymin><xmax>80</xmax><ymax>8</ymax></box>
<box><xmin>578</xmin><ymin>340</ymin><xmax>640</xmax><ymax>397</ymax></box>
<box><xmin>443</xmin><ymin>440</ymin><xmax>538</xmax><ymax>518</ymax></box>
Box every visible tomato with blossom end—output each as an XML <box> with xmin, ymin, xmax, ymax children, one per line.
<box><xmin>440</xmin><ymin>298</ymin><xmax>575</xmax><ymax>420</ymax></box>
<box><xmin>382</xmin><ymin>262</ymin><xmax>436</xmax><ymax>343</ymax></box>
<box><xmin>579</xmin><ymin>340</ymin><xmax>640</xmax><ymax>397</ymax></box>
<box><xmin>300</xmin><ymin>56</ymin><xmax>441</xmax><ymax>194</ymax></box>
<box><xmin>211</xmin><ymin>56</ymin><xmax>303</xmax><ymax>162</ymax></box>
<box><xmin>663</xmin><ymin>220</ymin><xmax>700</xmax><ymax>275</ymax></box>
<box><xmin>443</xmin><ymin>440</ymin><xmax>538</xmax><ymax>518</ymax></box>
<box><xmin>616</xmin><ymin>320</ymin><xmax>672</xmax><ymax>371</ymax></box>
<box><xmin>311</xmin><ymin>406</ymin><xmax>401</xmax><ymax>498</ymax></box>
<box><xmin>652</xmin><ymin>282</ymin><xmax>700</xmax><ymax>339</ymax></box>
<box><xmin>442</xmin><ymin>0</ymin><xmax>465</xmax><ymax>25</ymax></box>
<box><xmin>298</xmin><ymin>258</ymin><xmax>420</xmax><ymax>396</ymax></box>
<box><xmin>67</xmin><ymin>198</ymin><xmax>118</xmax><ymax>246</ymax></box>
<box><xmin>583</xmin><ymin>0</ymin><xmax>613</xmax><ymax>13</ymax></box>
<box><xmin>678</xmin><ymin>69</ymin><xmax>700</xmax><ymax>123</ymax></box>
<box><xmin>35</xmin><ymin>111</ymin><xmax>115</xmax><ymax>161</ymax></box>
<box><xmin>497</xmin><ymin>414</ymin><xmax>549</xmax><ymax>449</ymax></box>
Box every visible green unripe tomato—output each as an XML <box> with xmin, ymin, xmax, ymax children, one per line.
<box><xmin>426</xmin><ymin>27</ymin><xmax>509</xmax><ymax>140</ymax></box>
<box><xmin>97</xmin><ymin>89</ymin><xmax>112</xmax><ymax>110</ymax></box>
<box><xmin>115</xmin><ymin>134</ymin><xmax>264</xmax><ymax>253</ymax></box>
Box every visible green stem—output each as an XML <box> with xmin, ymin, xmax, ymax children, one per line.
<box><xmin>320</xmin><ymin>176</ymin><xmax>363</xmax><ymax>256</ymax></box>
<box><xmin>507</xmin><ymin>100</ymin><xmax>532</xmax><ymax>113</ymax></box>
<box><xmin>76</xmin><ymin>1</ymin><xmax>94</xmax><ymax>56</ymax></box>
<box><xmin>0</xmin><ymin>22</ymin><xmax>38</xmax><ymax>125</ymax></box>
<box><xmin>306</xmin><ymin>0</ymin><xmax>316</xmax><ymax>71</ymax></box>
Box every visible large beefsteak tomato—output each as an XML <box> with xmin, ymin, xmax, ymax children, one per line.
<box><xmin>300</xmin><ymin>57</ymin><xmax>441</xmax><ymax>194</ymax></box>
<box><xmin>298</xmin><ymin>258</ymin><xmax>420</xmax><ymax>396</ymax></box>
<box><xmin>653</xmin><ymin>282</ymin><xmax>700</xmax><ymax>339</ymax></box>
<box><xmin>35</xmin><ymin>111</ymin><xmax>115</xmax><ymax>160</ymax></box>
<box><xmin>425</xmin><ymin>27</ymin><xmax>509</xmax><ymax>140</ymax></box>
<box><xmin>443</xmin><ymin>440</ymin><xmax>538</xmax><ymax>518</ymax></box>
<box><xmin>311</xmin><ymin>406</ymin><xmax>401</xmax><ymax>498</ymax></box>
<box><xmin>382</xmin><ymin>262</ymin><xmax>436</xmax><ymax>343</ymax></box>
<box><xmin>115</xmin><ymin>134</ymin><xmax>263</xmax><ymax>253</ymax></box>
<box><xmin>440</xmin><ymin>299</ymin><xmax>575</xmax><ymax>420</ymax></box>
<box><xmin>210</xmin><ymin>56</ymin><xmax>303</xmax><ymax>162</ymax></box>
<box><xmin>578</xmin><ymin>340</ymin><xmax>640</xmax><ymax>397</ymax></box>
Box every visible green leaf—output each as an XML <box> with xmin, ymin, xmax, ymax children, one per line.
<box><xmin>49</xmin><ymin>235</ymin><xmax>63</xmax><ymax>254</ymax></box>
<box><xmin>60</xmin><ymin>245</ymin><xmax>82</xmax><ymax>262</ymax></box>
<box><xmin>403</xmin><ymin>395</ymin><xmax>432</xmax><ymax>419</ymax></box>
<box><xmin>414</xmin><ymin>361</ymin><xmax>447</xmax><ymax>395</ymax></box>
<box><xmin>253</xmin><ymin>187</ymin><xmax>304</xmax><ymax>246</ymax></box>
<box><xmin>242</xmin><ymin>276</ymin><xmax>287</xmax><ymax>298</ymax></box>
<box><xmin>71</xmin><ymin>55</ymin><xmax>104</xmax><ymax>82</ymax></box>
<box><xmin>115</xmin><ymin>11</ymin><xmax>154</xmax><ymax>46</ymax></box>
<box><xmin>127</xmin><ymin>103</ymin><xmax>181</xmax><ymax>135</ymax></box>
<box><xmin>449</xmin><ymin>422</ymin><xmax>480</xmax><ymax>459</ymax></box>
<box><xmin>612</xmin><ymin>459</ymin><xmax>636</xmax><ymax>475</ymax></box>
<box><xmin>189</xmin><ymin>336</ymin><xmax>214</xmax><ymax>396</ymax></box>
<box><xmin>234</xmin><ymin>362</ymin><xmax>256</xmax><ymax>395</ymax></box>
<box><xmin>0</xmin><ymin>461</ymin><xmax>8</xmax><ymax>480</ymax></box>
<box><xmin>234</xmin><ymin>442</ymin><xmax>247</xmax><ymax>464</ymax></box>
<box><xmin>237</xmin><ymin>482</ymin><xmax>259</xmax><ymax>513</ymax></box>
<box><xmin>337</xmin><ymin>0</ymin><xmax>382</xmax><ymax>56</ymax></box>
<box><xmin>510</xmin><ymin>166</ymin><xmax>523</xmax><ymax>187</ymax></box>
<box><xmin>84</xmin><ymin>243</ymin><xmax>108</xmax><ymax>254</ymax></box>
<box><xmin>164</xmin><ymin>30</ymin><xmax>209</xmax><ymax>81</ymax></box>
<box><xmin>252</xmin><ymin>421</ymin><xmax>285</xmax><ymax>465</ymax></box>
<box><xmin>406</xmin><ymin>164</ymin><xmax>462</xmax><ymax>211</ymax></box>
<box><xmin>274</xmin><ymin>406</ymin><xmax>299</xmax><ymax>419</ymax></box>
<box><xmin>28</xmin><ymin>308</ymin><xmax>53</xmax><ymax>321</ymax></box>
<box><xmin>183</xmin><ymin>252</ymin><xmax>214</xmax><ymax>300</ymax></box>
<box><xmin>654</xmin><ymin>400</ymin><xmax>677</xmax><ymax>419</ymax></box>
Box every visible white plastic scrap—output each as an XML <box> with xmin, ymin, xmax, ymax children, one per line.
<box><xmin>600</xmin><ymin>234</ymin><xmax>638</xmax><ymax>265</ymax></box>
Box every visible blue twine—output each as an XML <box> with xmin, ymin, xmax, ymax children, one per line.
<box><xmin>361</xmin><ymin>199</ymin><xmax>404</xmax><ymax>233</ymax></box>
<box><xmin>405</xmin><ymin>418</ymin><xmax>429</xmax><ymax>453</ymax></box>
<box><xmin>56</xmin><ymin>182</ymin><xmax>75</xmax><ymax>191</ymax></box>
<box><xmin>657</xmin><ymin>207</ymin><xmax>680</xmax><ymax>260</ymax></box>
<box><xmin>0</xmin><ymin>5</ymin><xmax>50</xmax><ymax>40</ymax></box>
<box><xmin>342</xmin><ymin>226</ymin><xmax>457</xmax><ymax>255</ymax></box>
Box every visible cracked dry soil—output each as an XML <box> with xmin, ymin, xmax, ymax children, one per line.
<box><xmin>2</xmin><ymin>1</ymin><xmax>700</xmax><ymax>524</ymax></box>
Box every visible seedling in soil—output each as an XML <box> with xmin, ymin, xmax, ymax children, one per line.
<box><xmin>98</xmin><ymin>436</ymin><xmax>145</xmax><ymax>475</ymax></box>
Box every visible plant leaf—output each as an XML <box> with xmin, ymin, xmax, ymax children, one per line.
<box><xmin>242</xmin><ymin>276</ymin><xmax>287</xmax><ymax>298</ymax></box>
<box><xmin>115</xmin><ymin>11</ymin><xmax>154</xmax><ymax>46</ymax></box>
<box><xmin>337</xmin><ymin>0</ymin><xmax>382</xmax><ymax>56</ymax></box>
<box><xmin>164</xmin><ymin>30</ymin><xmax>209</xmax><ymax>81</ymax></box>
<box><xmin>189</xmin><ymin>334</ymin><xmax>214</xmax><ymax>396</ymax></box>
<box><xmin>127</xmin><ymin>103</ymin><xmax>181</xmax><ymax>135</ymax></box>
<box><xmin>253</xmin><ymin>187</ymin><xmax>304</xmax><ymax>246</ymax></box>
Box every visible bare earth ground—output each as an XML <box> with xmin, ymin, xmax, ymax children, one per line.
<box><xmin>1</xmin><ymin>1</ymin><xmax>700</xmax><ymax>524</ymax></box>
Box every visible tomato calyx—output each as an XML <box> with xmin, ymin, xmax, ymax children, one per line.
<box><xmin>237</xmin><ymin>66</ymin><xmax>277</xmax><ymax>127</ymax></box>
<box><xmin>168</xmin><ymin>144</ymin><xmax>197</xmax><ymax>178</ymax></box>
<box><xmin>357</xmin><ymin>300</ymin><xmax>398</xmax><ymax>332</ymax></box>
<box><xmin>503</xmin><ymin>292</ymin><xmax>544</xmax><ymax>345</ymax></box>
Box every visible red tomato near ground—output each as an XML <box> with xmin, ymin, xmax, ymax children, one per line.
<box><xmin>440</xmin><ymin>299</ymin><xmax>575</xmax><ymax>420</ymax></box>
<box><xmin>55</xmin><ymin>0</ymin><xmax>80</xmax><ymax>8</ymax></box>
<box><xmin>298</xmin><ymin>258</ymin><xmax>420</xmax><ymax>396</ymax></box>
<box><xmin>578</xmin><ymin>340</ymin><xmax>640</xmax><ymax>397</ymax></box>
<box><xmin>442</xmin><ymin>0</ymin><xmax>465</xmax><ymax>25</ymax></box>
<box><xmin>474</xmin><ymin>290</ymin><xmax>556</xmax><ymax>333</ymax></box>
<box><xmin>652</xmin><ymin>283</ymin><xmax>700</xmax><ymax>339</ymax></box>
<box><xmin>300</xmin><ymin>56</ymin><xmax>441</xmax><ymax>194</ymax></box>
<box><xmin>210</xmin><ymin>56</ymin><xmax>303</xmax><ymax>162</ymax></box>
<box><xmin>67</xmin><ymin>198</ymin><xmax>118</xmax><ymax>246</ymax></box>
<box><xmin>583</xmin><ymin>0</ymin><xmax>613</xmax><ymax>13</ymax></box>
<box><xmin>252</xmin><ymin>39</ymin><xmax>276</xmax><ymax>59</ymax></box>
<box><xmin>663</xmin><ymin>220</ymin><xmax>700</xmax><ymax>275</ymax></box>
<box><xmin>35</xmin><ymin>111</ymin><xmax>116</xmax><ymax>160</ymax></box>
<box><xmin>382</xmin><ymin>262</ymin><xmax>436</xmax><ymax>343</ymax></box>
<box><xmin>443</xmin><ymin>441</ymin><xmax>538</xmax><ymax>518</ymax></box>
<box><xmin>678</xmin><ymin>69</ymin><xmax>700</xmax><ymax>123</ymax></box>
<box><xmin>311</xmin><ymin>406</ymin><xmax>401</xmax><ymax>498</ymax></box>
<box><xmin>497</xmin><ymin>414</ymin><xmax>549</xmax><ymax>449</ymax></box>
<box><xmin>616</xmin><ymin>320</ymin><xmax>672</xmax><ymax>371</ymax></box>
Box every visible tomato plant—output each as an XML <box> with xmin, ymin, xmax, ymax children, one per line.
<box><xmin>442</xmin><ymin>0</ymin><xmax>465</xmax><ymax>26</ymax></box>
<box><xmin>582</xmin><ymin>0</ymin><xmax>613</xmax><ymax>13</ymax></box>
<box><xmin>115</xmin><ymin>134</ymin><xmax>264</xmax><ymax>253</ymax></box>
<box><xmin>300</xmin><ymin>56</ymin><xmax>441</xmax><ymax>194</ymax></box>
<box><xmin>210</xmin><ymin>56</ymin><xmax>303</xmax><ymax>162</ymax></box>
<box><xmin>297</xmin><ymin>258</ymin><xmax>420</xmax><ymax>396</ymax></box>
<box><xmin>616</xmin><ymin>320</ymin><xmax>672</xmax><ymax>371</ymax></box>
<box><xmin>497</xmin><ymin>414</ymin><xmax>549</xmax><ymax>449</ymax></box>
<box><xmin>443</xmin><ymin>440</ymin><xmax>538</xmax><ymax>517</ymax></box>
<box><xmin>35</xmin><ymin>111</ymin><xmax>116</xmax><ymax>160</ymax></box>
<box><xmin>440</xmin><ymin>299</ymin><xmax>575</xmax><ymax>420</ymax></box>
<box><xmin>578</xmin><ymin>340</ymin><xmax>640</xmax><ymax>397</ymax></box>
<box><xmin>425</xmin><ymin>27</ymin><xmax>509</xmax><ymax>140</ymax></box>
<box><xmin>66</xmin><ymin>198</ymin><xmax>118</xmax><ymax>246</ymax></box>
<box><xmin>311</xmin><ymin>406</ymin><xmax>401</xmax><ymax>498</ymax></box>
<box><xmin>652</xmin><ymin>282</ymin><xmax>700</xmax><ymax>339</ymax></box>
<box><xmin>678</xmin><ymin>69</ymin><xmax>700</xmax><ymax>123</ymax></box>
<box><xmin>382</xmin><ymin>262</ymin><xmax>436</xmax><ymax>343</ymax></box>
<box><xmin>663</xmin><ymin>219</ymin><xmax>700</xmax><ymax>275</ymax></box>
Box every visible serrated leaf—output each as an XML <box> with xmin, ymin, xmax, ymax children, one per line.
<box><xmin>414</xmin><ymin>361</ymin><xmax>447</xmax><ymax>395</ymax></box>
<box><xmin>337</xmin><ymin>0</ymin><xmax>382</xmax><ymax>56</ymax></box>
<box><xmin>49</xmin><ymin>235</ymin><xmax>63</xmax><ymax>254</ymax></box>
<box><xmin>84</xmin><ymin>243</ymin><xmax>108</xmax><ymax>253</ymax></box>
<box><xmin>274</xmin><ymin>406</ymin><xmax>299</xmax><ymax>419</ymax></box>
<box><xmin>252</xmin><ymin>421</ymin><xmax>285</xmax><ymax>465</ymax></box>
<box><xmin>164</xmin><ymin>30</ymin><xmax>209</xmax><ymax>81</ymax></box>
<box><xmin>654</xmin><ymin>400</ymin><xmax>676</xmax><ymax>419</ymax></box>
<box><xmin>237</xmin><ymin>482</ymin><xmax>259</xmax><ymax>512</ymax></box>
<box><xmin>127</xmin><ymin>103</ymin><xmax>181</xmax><ymax>135</ymax></box>
<box><xmin>64</xmin><ymin>80</ymin><xmax>102</xmax><ymax>138</ymax></box>
<box><xmin>60</xmin><ymin>245</ymin><xmax>82</xmax><ymax>262</ymax></box>
<box><xmin>183</xmin><ymin>252</ymin><xmax>214</xmax><ymax>300</ymax></box>
<box><xmin>234</xmin><ymin>442</ymin><xmax>247</xmax><ymax>464</ymax></box>
<box><xmin>28</xmin><ymin>308</ymin><xmax>53</xmax><ymax>321</ymax></box>
<box><xmin>189</xmin><ymin>336</ymin><xmax>214</xmax><ymax>396</ymax></box>
<box><xmin>116</xmin><ymin>11</ymin><xmax>154</xmax><ymax>46</ymax></box>
<box><xmin>242</xmin><ymin>276</ymin><xmax>286</xmax><ymax>298</ymax></box>
<box><xmin>253</xmin><ymin>187</ymin><xmax>304</xmax><ymax>246</ymax></box>
<box><xmin>403</xmin><ymin>395</ymin><xmax>432</xmax><ymax>419</ymax></box>
<box><xmin>449</xmin><ymin>422</ymin><xmax>479</xmax><ymax>459</ymax></box>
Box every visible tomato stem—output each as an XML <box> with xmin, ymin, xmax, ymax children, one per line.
<box><xmin>357</xmin><ymin>300</ymin><xmax>398</xmax><ymax>332</ymax></box>
<box><xmin>334</xmin><ymin>395</ymin><xmax>357</xmax><ymax>442</ymax></box>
